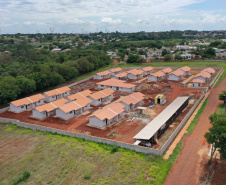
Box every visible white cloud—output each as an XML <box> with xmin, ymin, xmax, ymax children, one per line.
<box><xmin>101</xmin><ymin>17</ymin><xmax>122</xmax><ymax>24</ymax></box>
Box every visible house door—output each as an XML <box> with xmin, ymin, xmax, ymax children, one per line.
<box><xmin>46</xmin><ymin>111</ymin><xmax>48</xmax><ymax>117</ymax></box>
<box><xmin>116</xmin><ymin>87</ymin><xmax>119</xmax><ymax>90</ymax></box>
<box><xmin>105</xmin><ymin>119</ymin><xmax>108</xmax><ymax>125</ymax></box>
<box><xmin>25</xmin><ymin>105</ymin><xmax>28</xmax><ymax>110</ymax></box>
<box><xmin>130</xmin><ymin>104</ymin><xmax>133</xmax><ymax>110</ymax></box>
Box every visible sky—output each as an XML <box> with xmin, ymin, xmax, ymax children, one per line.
<box><xmin>0</xmin><ymin>0</ymin><xmax>226</xmax><ymax>34</ymax></box>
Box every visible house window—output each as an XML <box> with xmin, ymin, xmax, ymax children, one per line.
<box><xmin>70</xmin><ymin>111</ymin><xmax>72</xmax><ymax>114</ymax></box>
<box><xmin>52</xmin><ymin>96</ymin><xmax>54</xmax><ymax>98</ymax></box>
<box><xmin>101</xmin><ymin>85</ymin><xmax>104</xmax><ymax>87</ymax></box>
<box><xmin>65</xmin><ymin>92</ymin><xmax>67</xmax><ymax>94</ymax></box>
<box><xmin>21</xmin><ymin>106</ymin><xmax>24</xmax><ymax>108</ymax></box>
<box><xmin>38</xmin><ymin>101</ymin><xmax>40</xmax><ymax>103</ymax></box>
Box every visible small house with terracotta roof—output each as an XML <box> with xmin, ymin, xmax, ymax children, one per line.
<box><xmin>97</xmin><ymin>79</ymin><xmax>136</xmax><ymax>93</ymax></box>
<box><xmin>111</xmin><ymin>72</ymin><xmax>128</xmax><ymax>80</ymax></box>
<box><xmin>201</xmin><ymin>67</ymin><xmax>215</xmax><ymax>76</ymax></box>
<box><xmin>127</xmin><ymin>69</ymin><xmax>144</xmax><ymax>79</ymax></box>
<box><xmin>88</xmin><ymin>103</ymin><xmax>125</xmax><ymax>128</ymax></box>
<box><xmin>179</xmin><ymin>66</ymin><xmax>191</xmax><ymax>75</ymax></box>
<box><xmin>56</xmin><ymin>97</ymin><xmax>92</xmax><ymax>120</ymax></box>
<box><xmin>161</xmin><ymin>67</ymin><xmax>173</xmax><ymax>76</ymax></box>
<box><xmin>119</xmin><ymin>92</ymin><xmax>145</xmax><ymax>111</ymax></box>
<box><xmin>148</xmin><ymin>71</ymin><xmax>165</xmax><ymax>82</ymax></box>
<box><xmin>194</xmin><ymin>72</ymin><xmax>211</xmax><ymax>83</ymax></box>
<box><xmin>43</xmin><ymin>86</ymin><xmax>71</xmax><ymax>102</ymax></box>
<box><xmin>32</xmin><ymin>98</ymin><xmax>68</xmax><ymax>119</ymax></box>
<box><xmin>87</xmin><ymin>88</ymin><xmax>114</xmax><ymax>106</ymax></box>
<box><xmin>10</xmin><ymin>94</ymin><xmax>45</xmax><ymax>113</ymax></box>
<box><xmin>109</xmin><ymin>67</ymin><xmax>122</xmax><ymax>75</ymax></box>
<box><xmin>192</xmin><ymin>79</ymin><xmax>204</xmax><ymax>87</ymax></box>
<box><xmin>66</xmin><ymin>89</ymin><xmax>92</xmax><ymax>102</ymax></box>
<box><xmin>94</xmin><ymin>70</ymin><xmax>111</xmax><ymax>80</ymax></box>
<box><xmin>142</xmin><ymin>66</ymin><xmax>153</xmax><ymax>75</ymax></box>
<box><xmin>168</xmin><ymin>69</ymin><xmax>184</xmax><ymax>81</ymax></box>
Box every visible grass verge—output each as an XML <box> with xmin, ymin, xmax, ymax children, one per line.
<box><xmin>186</xmin><ymin>96</ymin><xmax>209</xmax><ymax>134</ymax></box>
<box><xmin>0</xmin><ymin>123</ymin><xmax>182</xmax><ymax>185</ymax></box>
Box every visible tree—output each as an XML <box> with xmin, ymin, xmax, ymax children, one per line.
<box><xmin>163</xmin><ymin>54</ymin><xmax>172</xmax><ymax>61</ymax></box>
<box><xmin>175</xmin><ymin>54</ymin><xmax>183</xmax><ymax>61</ymax></box>
<box><xmin>162</xmin><ymin>49</ymin><xmax>169</xmax><ymax>56</ymax></box>
<box><xmin>219</xmin><ymin>90</ymin><xmax>226</xmax><ymax>112</ymax></box>
<box><xmin>16</xmin><ymin>76</ymin><xmax>36</xmax><ymax>96</ymax></box>
<box><xmin>205</xmin><ymin>48</ymin><xmax>215</xmax><ymax>58</ymax></box>
<box><xmin>126</xmin><ymin>54</ymin><xmax>140</xmax><ymax>63</ymax></box>
<box><xmin>205</xmin><ymin>113</ymin><xmax>226</xmax><ymax>163</ymax></box>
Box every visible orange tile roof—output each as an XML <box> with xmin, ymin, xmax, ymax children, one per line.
<box><xmin>113</xmin><ymin>72</ymin><xmax>127</xmax><ymax>78</ymax></box>
<box><xmin>88</xmin><ymin>88</ymin><xmax>114</xmax><ymax>100</ymax></box>
<box><xmin>11</xmin><ymin>94</ymin><xmax>45</xmax><ymax>107</ymax></box>
<box><xmin>179</xmin><ymin>66</ymin><xmax>191</xmax><ymax>72</ymax></box>
<box><xmin>151</xmin><ymin>71</ymin><xmax>165</xmax><ymax>77</ymax></box>
<box><xmin>59</xmin><ymin>97</ymin><xmax>92</xmax><ymax>113</ymax></box>
<box><xmin>96</xmin><ymin>70</ymin><xmax>111</xmax><ymax>76</ymax></box>
<box><xmin>89</xmin><ymin>103</ymin><xmax>125</xmax><ymax>120</ymax></box>
<box><xmin>195</xmin><ymin>72</ymin><xmax>211</xmax><ymax>78</ymax></box>
<box><xmin>120</xmin><ymin>92</ymin><xmax>145</xmax><ymax>105</ymax></box>
<box><xmin>67</xmin><ymin>89</ymin><xmax>92</xmax><ymax>101</ymax></box>
<box><xmin>171</xmin><ymin>69</ymin><xmax>184</xmax><ymax>77</ymax></box>
<box><xmin>97</xmin><ymin>79</ymin><xmax>136</xmax><ymax>88</ymax></box>
<box><xmin>201</xmin><ymin>67</ymin><xmax>215</xmax><ymax>74</ymax></box>
<box><xmin>44</xmin><ymin>86</ymin><xmax>71</xmax><ymax>97</ymax></box>
<box><xmin>161</xmin><ymin>67</ymin><xmax>173</xmax><ymax>73</ymax></box>
<box><xmin>109</xmin><ymin>67</ymin><xmax>122</xmax><ymax>73</ymax></box>
<box><xmin>142</xmin><ymin>66</ymin><xmax>153</xmax><ymax>72</ymax></box>
<box><xmin>35</xmin><ymin>98</ymin><xmax>68</xmax><ymax>112</ymax></box>
<box><xmin>127</xmin><ymin>69</ymin><xmax>144</xmax><ymax>76</ymax></box>
<box><xmin>192</xmin><ymin>79</ymin><xmax>204</xmax><ymax>83</ymax></box>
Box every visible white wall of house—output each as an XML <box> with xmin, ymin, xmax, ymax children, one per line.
<box><xmin>56</xmin><ymin>108</ymin><xmax>82</xmax><ymax>120</ymax></box>
<box><xmin>148</xmin><ymin>75</ymin><xmax>157</xmax><ymax>82</ymax></box>
<box><xmin>43</xmin><ymin>92</ymin><xmax>70</xmax><ymax>102</ymax></box>
<box><xmin>168</xmin><ymin>74</ymin><xmax>181</xmax><ymax>81</ymax></box>
<box><xmin>195</xmin><ymin>76</ymin><xmax>209</xmax><ymax>83</ymax></box>
<box><xmin>32</xmin><ymin>109</ymin><xmax>47</xmax><ymax>119</ymax></box>
<box><xmin>97</xmin><ymin>84</ymin><xmax>134</xmax><ymax>93</ymax></box>
<box><xmin>127</xmin><ymin>73</ymin><xmax>137</xmax><ymax>79</ymax></box>
<box><xmin>193</xmin><ymin>82</ymin><xmax>203</xmax><ymax>87</ymax></box>
<box><xmin>94</xmin><ymin>74</ymin><xmax>103</xmax><ymax>80</ymax></box>
<box><xmin>89</xmin><ymin>114</ymin><xmax>122</xmax><ymax>128</ymax></box>
<box><xmin>9</xmin><ymin>99</ymin><xmax>44</xmax><ymax>113</ymax></box>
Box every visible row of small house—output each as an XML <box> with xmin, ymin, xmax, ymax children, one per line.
<box><xmin>94</xmin><ymin>67</ymin><xmax>154</xmax><ymax>80</ymax></box>
<box><xmin>192</xmin><ymin>67</ymin><xmax>215</xmax><ymax>87</ymax></box>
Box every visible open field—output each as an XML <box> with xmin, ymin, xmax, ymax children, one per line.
<box><xmin>0</xmin><ymin>123</ymin><xmax>181</xmax><ymax>185</ymax></box>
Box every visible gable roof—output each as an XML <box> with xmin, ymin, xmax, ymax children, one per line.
<box><xmin>201</xmin><ymin>67</ymin><xmax>215</xmax><ymax>74</ymax></box>
<box><xmin>11</xmin><ymin>94</ymin><xmax>45</xmax><ymax>107</ymax></box>
<box><xmin>96</xmin><ymin>70</ymin><xmax>111</xmax><ymax>76</ymax></box>
<box><xmin>170</xmin><ymin>69</ymin><xmax>184</xmax><ymax>77</ymax></box>
<box><xmin>97</xmin><ymin>79</ymin><xmax>136</xmax><ymax>89</ymax></box>
<box><xmin>179</xmin><ymin>66</ymin><xmax>191</xmax><ymax>72</ymax></box>
<box><xmin>89</xmin><ymin>103</ymin><xmax>125</xmax><ymax>120</ymax></box>
<box><xmin>67</xmin><ymin>89</ymin><xmax>92</xmax><ymax>101</ymax></box>
<box><xmin>142</xmin><ymin>66</ymin><xmax>153</xmax><ymax>72</ymax></box>
<box><xmin>120</xmin><ymin>92</ymin><xmax>144</xmax><ymax>105</ymax></box>
<box><xmin>58</xmin><ymin>97</ymin><xmax>92</xmax><ymax>113</ymax></box>
<box><xmin>161</xmin><ymin>67</ymin><xmax>173</xmax><ymax>74</ymax></box>
<box><xmin>113</xmin><ymin>72</ymin><xmax>127</xmax><ymax>78</ymax></box>
<box><xmin>44</xmin><ymin>86</ymin><xmax>71</xmax><ymax>97</ymax></box>
<box><xmin>88</xmin><ymin>88</ymin><xmax>114</xmax><ymax>100</ymax></box>
<box><xmin>109</xmin><ymin>67</ymin><xmax>122</xmax><ymax>73</ymax></box>
<box><xmin>127</xmin><ymin>69</ymin><xmax>144</xmax><ymax>76</ymax></box>
<box><xmin>35</xmin><ymin>98</ymin><xmax>68</xmax><ymax>112</ymax></box>
<box><xmin>192</xmin><ymin>79</ymin><xmax>204</xmax><ymax>83</ymax></box>
<box><xmin>195</xmin><ymin>71</ymin><xmax>211</xmax><ymax>78</ymax></box>
<box><xmin>151</xmin><ymin>71</ymin><xmax>165</xmax><ymax>78</ymax></box>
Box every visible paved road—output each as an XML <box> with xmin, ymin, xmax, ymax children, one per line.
<box><xmin>164</xmin><ymin>76</ymin><xmax>226</xmax><ymax>185</ymax></box>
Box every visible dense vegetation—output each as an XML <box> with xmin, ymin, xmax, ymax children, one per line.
<box><xmin>0</xmin><ymin>41</ymin><xmax>112</xmax><ymax>104</ymax></box>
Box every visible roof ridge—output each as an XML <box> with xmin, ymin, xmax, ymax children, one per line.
<box><xmin>26</xmin><ymin>97</ymin><xmax>33</xmax><ymax>103</ymax></box>
<box><xmin>73</xmin><ymin>101</ymin><xmax>82</xmax><ymax>108</ymax></box>
<box><xmin>107</xmin><ymin>108</ymin><xmax>118</xmax><ymax>115</ymax></box>
<box><xmin>56</xmin><ymin>89</ymin><xmax>62</xmax><ymax>93</ymax></box>
<box><xmin>130</xmin><ymin>95</ymin><xmax>140</xmax><ymax>101</ymax></box>
<box><xmin>78</xmin><ymin>92</ymin><xmax>85</xmax><ymax>97</ymax></box>
<box><xmin>50</xmin><ymin>102</ymin><xmax>57</xmax><ymax>108</ymax></box>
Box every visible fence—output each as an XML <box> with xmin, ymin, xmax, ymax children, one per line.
<box><xmin>209</xmin><ymin>68</ymin><xmax>224</xmax><ymax>87</ymax></box>
<box><xmin>0</xmin><ymin>117</ymin><xmax>160</xmax><ymax>155</ymax></box>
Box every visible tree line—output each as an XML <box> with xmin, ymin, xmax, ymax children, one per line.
<box><xmin>0</xmin><ymin>42</ymin><xmax>112</xmax><ymax>104</ymax></box>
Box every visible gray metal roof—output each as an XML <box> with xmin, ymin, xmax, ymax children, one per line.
<box><xmin>133</xmin><ymin>96</ymin><xmax>189</xmax><ymax>140</ymax></box>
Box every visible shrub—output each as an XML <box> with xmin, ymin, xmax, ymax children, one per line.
<box><xmin>84</xmin><ymin>173</ymin><xmax>91</xmax><ymax>180</ymax></box>
<box><xmin>12</xmin><ymin>171</ymin><xmax>30</xmax><ymax>185</ymax></box>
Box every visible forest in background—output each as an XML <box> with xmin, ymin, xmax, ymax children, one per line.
<box><xmin>0</xmin><ymin>41</ymin><xmax>112</xmax><ymax>104</ymax></box>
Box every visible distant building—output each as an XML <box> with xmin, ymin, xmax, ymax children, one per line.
<box><xmin>43</xmin><ymin>86</ymin><xmax>71</xmax><ymax>102</ymax></box>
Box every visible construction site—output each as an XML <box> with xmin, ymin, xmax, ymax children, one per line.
<box><xmin>0</xmin><ymin>66</ymin><xmax>219</xmax><ymax>149</ymax></box>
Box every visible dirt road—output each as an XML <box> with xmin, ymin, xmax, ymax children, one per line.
<box><xmin>164</xmin><ymin>76</ymin><xmax>226</xmax><ymax>185</ymax></box>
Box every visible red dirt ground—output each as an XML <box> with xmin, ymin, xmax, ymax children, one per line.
<box><xmin>0</xmin><ymin>68</ymin><xmax>205</xmax><ymax>146</ymax></box>
<box><xmin>164</xmin><ymin>74</ymin><xmax>226</xmax><ymax>185</ymax></box>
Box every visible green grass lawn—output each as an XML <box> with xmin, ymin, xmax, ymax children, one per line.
<box><xmin>0</xmin><ymin>123</ymin><xmax>181</xmax><ymax>185</ymax></box>
<box><xmin>216</xmin><ymin>104</ymin><xmax>226</xmax><ymax>114</ymax></box>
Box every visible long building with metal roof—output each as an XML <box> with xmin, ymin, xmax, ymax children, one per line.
<box><xmin>133</xmin><ymin>96</ymin><xmax>189</xmax><ymax>143</ymax></box>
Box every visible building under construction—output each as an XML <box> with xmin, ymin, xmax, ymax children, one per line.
<box><xmin>133</xmin><ymin>96</ymin><xmax>189</xmax><ymax>146</ymax></box>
